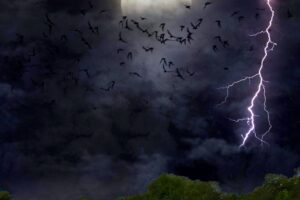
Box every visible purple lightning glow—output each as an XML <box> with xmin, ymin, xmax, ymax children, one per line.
<box><xmin>218</xmin><ymin>0</ymin><xmax>277</xmax><ymax>147</ymax></box>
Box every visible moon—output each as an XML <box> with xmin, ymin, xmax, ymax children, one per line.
<box><xmin>121</xmin><ymin>0</ymin><xmax>192</xmax><ymax>17</ymax></box>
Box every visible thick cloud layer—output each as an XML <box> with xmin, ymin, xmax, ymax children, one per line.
<box><xmin>0</xmin><ymin>0</ymin><xmax>299</xmax><ymax>199</ymax></box>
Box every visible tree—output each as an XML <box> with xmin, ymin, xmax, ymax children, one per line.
<box><xmin>121</xmin><ymin>171</ymin><xmax>300</xmax><ymax>200</ymax></box>
<box><xmin>0</xmin><ymin>192</ymin><xmax>11</xmax><ymax>200</ymax></box>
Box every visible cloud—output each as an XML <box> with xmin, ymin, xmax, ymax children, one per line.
<box><xmin>0</xmin><ymin>0</ymin><xmax>299</xmax><ymax>199</ymax></box>
<box><xmin>189</xmin><ymin>138</ymin><xmax>239</xmax><ymax>160</ymax></box>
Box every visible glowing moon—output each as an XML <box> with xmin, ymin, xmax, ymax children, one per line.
<box><xmin>121</xmin><ymin>0</ymin><xmax>192</xmax><ymax>17</ymax></box>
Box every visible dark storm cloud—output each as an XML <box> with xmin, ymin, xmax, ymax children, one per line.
<box><xmin>0</xmin><ymin>0</ymin><xmax>300</xmax><ymax>200</ymax></box>
<box><xmin>44</xmin><ymin>0</ymin><xmax>119</xmax><ymax>14</ymax></box>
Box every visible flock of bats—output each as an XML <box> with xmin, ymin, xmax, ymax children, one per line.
<box><xmin>115</xmin><ymin>1</ymin><xmax>293</xmax><ymax>80</ymax></box>
<box><xmin>1</xmin><ymin>1</ymin><xmax>294</xmax><ymax>111</ymax></box>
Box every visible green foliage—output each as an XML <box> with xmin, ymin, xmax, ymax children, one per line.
<box><xmin>146</xmin><ymin>174</ymin><xmax>220</xmax><ymax>200</ymax></box>
<box><xmin>241</xmin><ymin>175</ymin><xmax>300</xmax><ymax>200</ymax></box>
<box><xmin>2</xmin><ymin>171</ymin><xmax>300</xmax><ymax>200</ymax></box>
<box><xmin>0</xmin><ymin>191</ymin><xmax>11</xmax><ymax>200</ymax></box>
<box><xmin>121</xmin><ymin>173</ymin><xmax>300</xmax><ymax>200</ymax></box>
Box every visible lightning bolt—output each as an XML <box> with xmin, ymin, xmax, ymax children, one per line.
<box><xmin>218</xmin><ymin>0</ymin><xmax>277</xmax><ymax>147</ymax></box>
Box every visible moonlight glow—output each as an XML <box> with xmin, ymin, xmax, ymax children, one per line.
<box><xmin>121</xmin><ymin>0</ymin><xmax>192</xmax><ymax>16</ymax></box>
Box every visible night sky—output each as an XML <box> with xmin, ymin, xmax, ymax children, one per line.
<box><xmin>0</xmin><ymin>0</ymin><xmax>299</xmax><ymax>199</ymax></box>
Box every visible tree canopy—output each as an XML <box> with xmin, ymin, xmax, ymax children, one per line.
<box><xmin>1</xmin><ymin>172</ymin><xmax>299</xmax><ymax>200</ymax></box>
<box><xmin>120</xmin><ymin>173</ymin><xmax>300</xmax><ymax>200</ymax></box>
